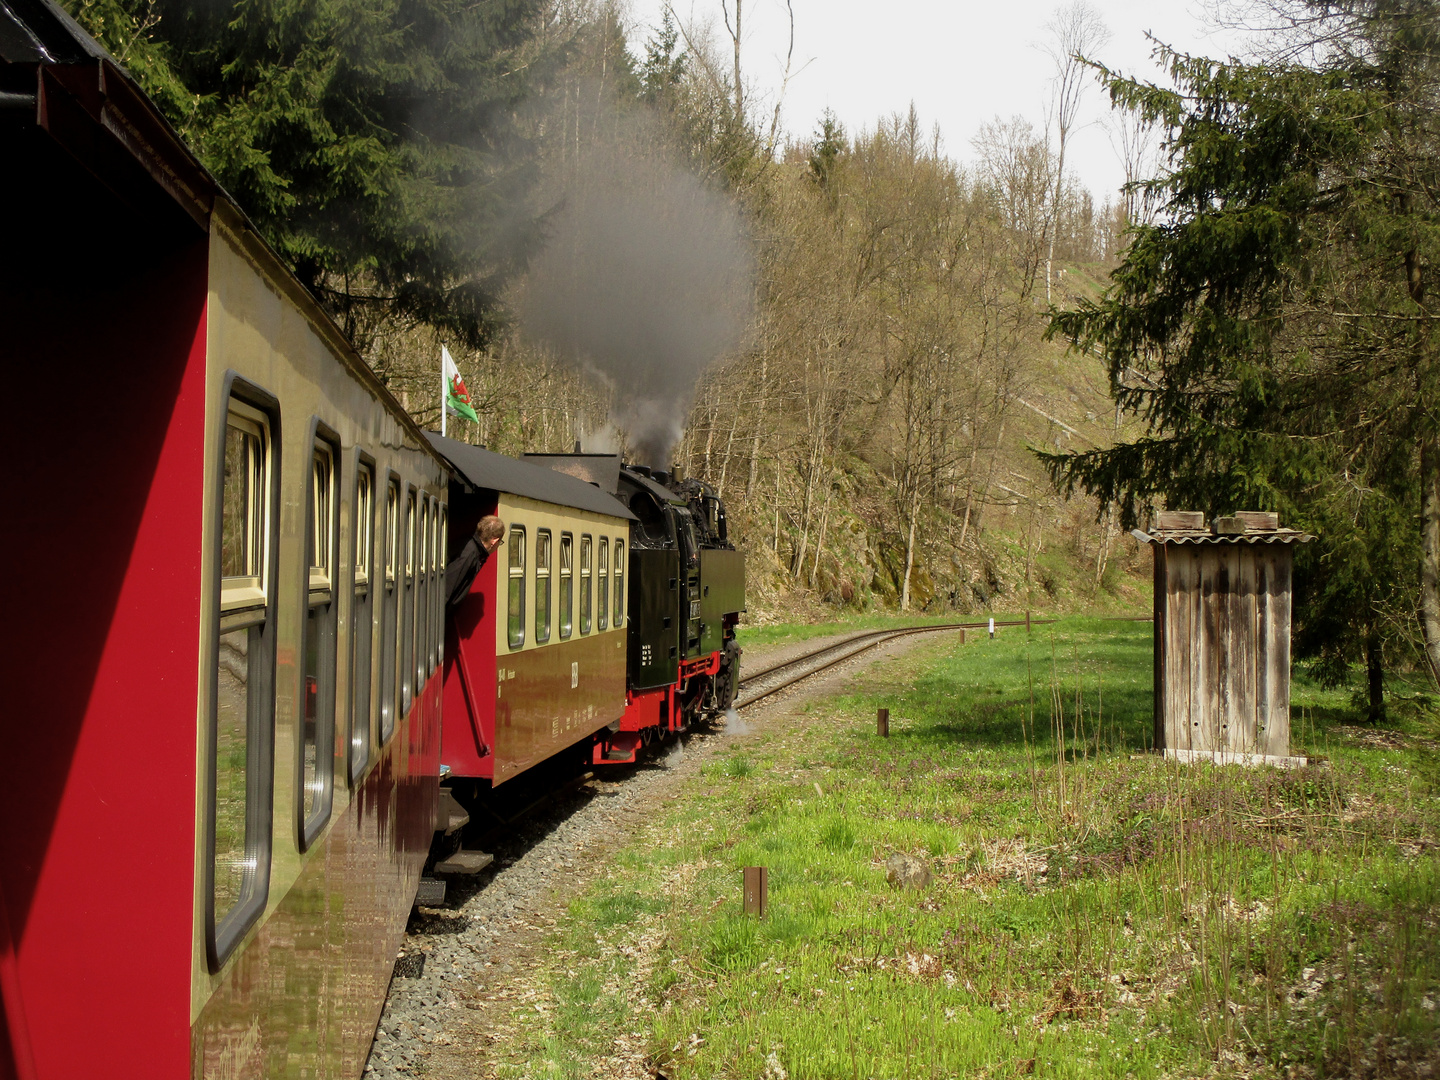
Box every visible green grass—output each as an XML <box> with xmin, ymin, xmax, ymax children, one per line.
<box><xmin>500</xmin><ymin>618</ymin><xmax>1440</xmax><ymax>1079</ymax></box>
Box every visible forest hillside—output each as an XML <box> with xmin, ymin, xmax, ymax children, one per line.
<box><xmin>355</xmin><ymin>6</ymin><xmax>1148</xmax><ymax>622</ymax></box>
<box><xmin>66</xmin><ymin>0</ymin><xmax>1440</xmax><ymax>711</ymax></box>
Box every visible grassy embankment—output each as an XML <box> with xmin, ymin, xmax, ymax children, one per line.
<box><xmin>497</xmin><ymin>618</ymin><xmax>1440</xmax><ymax>1079</ymax></box>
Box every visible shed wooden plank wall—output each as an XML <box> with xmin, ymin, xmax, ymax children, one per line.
<box><xmin>1157</xmin><ymin>544</ymin><xmax>1292</xmax><ymax>757</ymax></box>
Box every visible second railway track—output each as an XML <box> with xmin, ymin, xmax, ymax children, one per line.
<box><xmin>733</xmin><ymin>619</ymin><xmax>1050</xmax><ymax>709</ymax></box>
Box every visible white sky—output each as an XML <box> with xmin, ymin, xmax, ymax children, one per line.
<box><xmin>622</xmin><ymin>0</ymin><xmax>1257</xmax><ymax>203</ymax></box>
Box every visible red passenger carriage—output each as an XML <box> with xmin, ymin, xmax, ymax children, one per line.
<box><xmin>2</xmin><ymin>5</ymin><xmax>447</xmax><ymax>1077</ymax></box>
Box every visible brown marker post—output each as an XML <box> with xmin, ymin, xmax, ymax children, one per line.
<box><xmin>1026</xmin><ymin>609</ymin><xmax>1032</xmax><ymax>635</ymax></box>
<box><xmin>877</xmin><ymin>707</ymin><xmax>889</xmax><ymax>737</ymax></box>
<box><xmin>743</xmin><ymin>867</ymin><xmax>768</xmax><ymax>916</ymax></box>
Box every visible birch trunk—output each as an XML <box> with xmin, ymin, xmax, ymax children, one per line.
<box><xmin>900</xmin><ymin>484</ymin><xmax>920</xmax><ymax>611</ymax></box>
<box><xmin>957</xmin><ymin>434</ymin><xmax>982</xmax><ymax>550</ymax></box>
<box><xmin>746</xmin><ymin>356</ymin><xmax>768</xmax><ymax>498</ymax></box>
<box><xmin>772</xmin><ymin>457</ymin><xmax>782</xmax><ymax>553</ymax></box>
<box><xmin>717</xmin><ymin>410</ymin><xmax>739</xmax><ymax>496</ymax></box>
<box><xmin>810</xmin><ymin>479</ymin><xmax>834</xmax><ymax>589</ymax></box>
<box><xmin>1092</xmin><ymin>502</ymin><xmax>1115</xmax><ymax>594</ymax></box>
<box><xmin>792</xmin><ymin>453</ymin><xmax>816</xmax><ymax>578</ymax></box>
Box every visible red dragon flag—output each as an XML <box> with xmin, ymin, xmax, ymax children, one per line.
<box><xmin>442</xmin><ymin>345</ymin><xmax>479</xmax><ymax>426</ymax></box>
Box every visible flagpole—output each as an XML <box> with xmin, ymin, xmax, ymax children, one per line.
<box><xmin>440</xmin><ymin>346</ymin><xmax>447</xmax><ymax>438</ymax></box>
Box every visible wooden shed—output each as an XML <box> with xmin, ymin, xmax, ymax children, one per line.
<box><xmin>1134</xmin><ymin>511</ymin><xmax>1315</xmax><ymax>766</ymax></box>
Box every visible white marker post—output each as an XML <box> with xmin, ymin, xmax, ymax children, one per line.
<box><xmin>988</xmin><ymin>617</ymin><xmax>995</xmax><ymax>640</ymax></box>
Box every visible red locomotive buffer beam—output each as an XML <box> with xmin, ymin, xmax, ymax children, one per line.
<box><xmin>592</xmin><ymin>648</ymin><xmax>725</xmax><ymax>765</ymax></box>
<box><xmin>593</xmin><ymin>684</ymin><xmax>673</xmax><ymax>765</ymax></box>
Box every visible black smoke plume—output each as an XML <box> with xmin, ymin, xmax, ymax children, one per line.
<box><xmin>519</xmin><ymin>105</ymin><xmax>753</xmax><ymax>469</ymax></box>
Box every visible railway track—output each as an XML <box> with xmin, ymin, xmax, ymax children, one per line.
<box><xmin>733</xmin><ymin>619</ymin><xmax>1050</xmax><ymax>709</ymax></box>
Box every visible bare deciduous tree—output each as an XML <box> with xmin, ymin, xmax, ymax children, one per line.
<box><xmin>1042</xmin><ymin>0</ymin><xmax>1110</xmax><ymax>302</ymax></box>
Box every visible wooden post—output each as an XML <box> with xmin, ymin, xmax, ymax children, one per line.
<box><xmin>877</xmin><ymin>707</ymin><xmax>889</xmax><ymax>737</ymax></box>
<box><xmin>1025</xmin><ymin>609</ymin><xmax>1031</xmax><ymax>635</ymax></box>
<box><xmin>743</xmin><ymin>867</ymin><xmax>768</xmax><ymax>916</ymax></box>
<box><xmin>959</xmin><ymin>628</ymin><xmax>966</xmax><ymax>645</ymax></box>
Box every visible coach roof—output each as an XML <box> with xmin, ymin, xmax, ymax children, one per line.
<box><xmin>426</xmin><ymin>433</ymin><xmax>636</xmax><ymax>521</ymax></box>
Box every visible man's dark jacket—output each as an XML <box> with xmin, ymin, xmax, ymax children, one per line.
<box><xmin>445</xmin><ymin>536</ymin><xmax>491</xmax><ymax>607</ymax></box>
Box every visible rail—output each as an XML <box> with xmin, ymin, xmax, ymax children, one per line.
<box><xmin>734</xmin><ymin>619</ymin><xmax>1049</xmax><ymax>710</ymax></box>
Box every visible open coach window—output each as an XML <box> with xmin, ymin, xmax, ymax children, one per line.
<box><xmin>559</xmin><ymin>533</ymin><xmax>573</xmax><ymax>639</ymax></box>
<box><xmin>579</xmin><ymin>535</ymin><xmax>592</xmax><ymax>635</ymax></box>
<box><xmin>535</xmin><ymin>529</ymin><xmax>552</xmax><ymax>644</ymax></box>
<box><xmin>597</xmin><ymin>537</ymin><xmax>609</xmax><ymax>632</ymax></box>
<box><xmin>207</xmin><ymin>391</ymin><xmax>278</xmax><ymax>970</ymax></box>
<box><xmin>614</xmin><ymin>540</ymin><xmax>625</xmax><ymax>627</ymax></box>
<box><xmin>300</xmin><ymin>433</ymin><xmax>338</xmax><ymax>848</ymax></box>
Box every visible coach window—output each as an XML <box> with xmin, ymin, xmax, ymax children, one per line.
<box><xmin>507</xmin><ymin>525</ymin><xmax>526</xmax><ymax>649</ymax></box>
<box><xmin>613</xmin><ymin>540</ymin><xmax>625</xmax><ymax>627</ymax></box>
<box><xmin>429</xmin><ymin>500</ymin><xmax>440</xmax><ymax>671</ymax></box>
<box><xmin>300</xmin><ymin>437</ymin><xmax>338</xmax><ymax>848</ymax></box>
<box><xmin>535</xmin><ymin>529</ymin><xmax>552</xmax><ymax>644</ymax></box>
<box><xmin>597</xmin><ymin>537</ymin><xmax>609</xmax><ymax>632</ymax></box>
<box><xmin>558</xmin><ymin>534</ymin><xmax>573</xmax><ymax>639</ymax></box>
<box><xmin>379</xmin><ymin>480</ymin><xmax>399</xmax><ymax>744</ymax></box>
<box><xmin>436</xmin><ymin>507</ymin><xmax>447</xmax><ymax>666</ymax></box>
<box><xmin>210</xmin><ymin>395</ymin><xmax>277</xmax><ymax>968</ymax></box>
<box><xmin>429</xmin><ymin>502</ymin><xmax>441</xmax><ymax>673</ymax></box>
<box><xmin>425</xmin><ymin>502</ymin><xmax>435</xmax><ymax>676</ymax></box>
<box><xmin>415</xmin><ymin>499</ymin><xmax>429</xmax><ymax>694</ymax></box>
<box><xmin>349</xmin><ymin>461</ymin><xmax>374</xmax><ymax>784</ymax></box>
<box><xmin>401</xmin><ymin>489</ymin><xmax>416</xmax><ymax>714</ymax></box>
<box><xmin>579</xmin><ymin>535</ymin><xmax>593</xmax><ymax>635</ymax></box>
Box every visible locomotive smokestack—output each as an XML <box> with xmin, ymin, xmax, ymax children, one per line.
<box><xmin>520</xmin><ymin>88</ymin><xmax>753</xmax><ymax>469</ymax></box>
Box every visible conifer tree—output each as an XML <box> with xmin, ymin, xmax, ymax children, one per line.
<box><xmin>1043</xmin><ymin>6</ymin><xmax>1440</xmax><ymax>706</ymax></box>
<box><xmin>65</xmin><ymin>0</ymin><xmax>565</xmax><ymax>353</ymax></box>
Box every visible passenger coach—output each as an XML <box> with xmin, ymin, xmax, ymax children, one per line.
<box><xmin>2</xmin><ymin>5</ymin><xmax>446</xmax><ymax>1078</ymax></box>
<box><xmin>427</xmin><ymin>435</ymin><xmax>637</xmax><ymax>788</ymax></box>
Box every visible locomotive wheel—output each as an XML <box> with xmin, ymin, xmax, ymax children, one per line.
<box><xmin>714</xmin><ymin>639</ymin><xmax>743</xmax><ymax>710</ymax></box>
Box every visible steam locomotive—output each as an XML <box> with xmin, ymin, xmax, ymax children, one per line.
<box><xmin>0</xmin><ymin>3</ymin><xmax>743</xmax><ymax>1078</ymax></box>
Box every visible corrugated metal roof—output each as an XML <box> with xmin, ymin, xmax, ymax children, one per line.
<box><xmin>427</xmin><ymin>433</ymin><xmax>636</xmax><ymax>521</ymax></box>
<box><xmin>1131</xmin><ymin>528</ymin><xmax>1315</xmax><ymax>545</ymax></box>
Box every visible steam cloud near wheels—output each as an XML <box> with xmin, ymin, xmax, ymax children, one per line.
<box><xmin>520</xmin><ymin>107</ymin><xmax>754</xmax><ymax>470</ymax></box>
